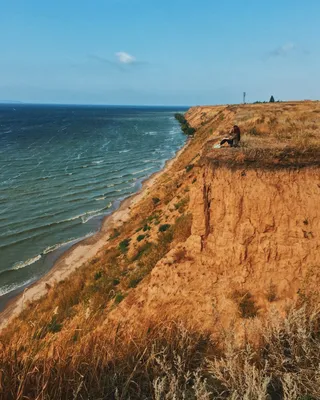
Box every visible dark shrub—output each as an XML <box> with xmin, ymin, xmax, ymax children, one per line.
<box><xmin>152</xmin><ymin>197</ymin><xmax>160</xmax><ymax>205</ymax></box>
<box><xmin>94</xmin><ymin>271</ymin><xmax>102</xmax><ymax>280</ymax></box>
<box><xmin>159</xmin><ymin>224</ymin><xmax>171</xmax><ymax>232</ymax></box>
<box><xmin>129</xmin><ymin>278</ymin><xmax>142</xmax><ymax>288</ymax></box>
<box><xmin>48</xmin><ymin>316</ymin><xmax>62</xmax><ymax>333</ymax></box>
<box><xmin>119</xmin><ymin>239</ymin><xmax>131</xmax><ymax>253</ymax></box>
<box><xmin>114</xmin><ymin>292</ymin><xmax>125</xmax><ymax>304</ymax></box>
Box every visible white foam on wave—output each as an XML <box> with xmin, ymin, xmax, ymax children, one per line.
<box><xmin>95</xmin><ymin>196</ymin><xmax>107</xmax><ymax>201</ymax></box>
<box><xmin>12</xmin><ymin>255</ymin><xmax>42</xmax><ymax>271</ymax></box>
<box><xmin>42</xmin><ymin>238</ymin><xmax>79</xmax><ymax>255</ymax></box>
<box><xmin>80</xmin><ymin>202</ymin><xmax>112</xmax><ymax>223</ymax></box>
<box><xmin>81</xmin><ymin>213</ymin><xmax>103</xmax><ymax>224</ymax></box>
<box><xmin>0</xmin><ymin>278</ymin><xmax>35</xmax><ymax>297</ymax></box>
<box><xmin>92</xmin><ymin>160</ymin><xmax>103</xmax><ymax>165</ymax></box>
<box><xmin>101</xmin><ymin>140</ymin><xmax>111</xmax><ymax>150</ymax></box>
<box><xmin>119</xmin><ymin>149</ymin><xmax>131</xmax><ymax>153</ymax></box>
<box><xmin>62</xmin><ymin>205</ymin><xmax>110</xmax><ymax>225</ymax></box>
<box><xmin>1</xmin><ymin>231</ymin><xmax>98</xmax><ymax>296</ymax></box>
<box><xmin>42</xmin><ymin>232</ymin><xmax>95</xmax><ymax>255</ymax></box>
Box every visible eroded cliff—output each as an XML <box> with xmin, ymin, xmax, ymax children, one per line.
<box><xmin>1</xmin><ymin>101</ymin><xmax>320</xmax><ymax>399</ymax></box>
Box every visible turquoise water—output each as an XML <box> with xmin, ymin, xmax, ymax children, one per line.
<box><xmin>0</xmin><ymin>105</ymin><xmax>187</xmax><ymax>302</ymax></box>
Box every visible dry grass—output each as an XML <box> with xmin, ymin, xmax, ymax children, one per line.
<box><xmin>200</xmin><ymin>102</ymin><xmax>320</xmax><ymax>168</ymax></box>
<box><xmin>1</xmin><ymin>302</ymin><xmax>319</xmax><ymax>399</ymax></box>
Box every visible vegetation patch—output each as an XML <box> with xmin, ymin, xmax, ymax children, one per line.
<box><xmin>109</xmin><ymin>228</ymin><xmax>120</xmax><ymax>241</ymax></box>
<box><xmin>152</xmin><ymin>197</ymin><xmax>160</xmax><ymax>205</ymax></box>
<box><xmin>143</xmin><ymin>224</ymin><xmax>151</xmax><ymax>232</ymax></box>
<box><xmin>47</xmin><ymin>315</ymin><xmax>62</xmax><ymax>334</ymax></box>
<box><xmin>128</xmin><ymin>277</ymin><xmax>142</xmax><ymax>288</ymax></box>
<box><xmin>173</xmin><ymin>214</ymin><xmax>192</xmax><ymax>243</ymax></box>
<box><xmin>137</xmin><ymin>234</ymin><xmax>146</xmax><ymax>242</ymax></box>
<box><xmin>185</xmin><ymin>164</ymin><xmax>194</xmax><ymax>173</ymax></box>
<box><xmin>3</xmin><ymin>304</ymin><xmax>320</xmax><ymax>399</ymax></box>
<box><xmin>159</xmin><ymin>224</ymin><xmax>171</xmax><ymax>232</ymax></box>
<box><xmin>114</xmin><ymin>292</ymin><xmax>125</xmax><ymax>304</ymax></box>
<box><xmin>132</xmin><ymin>242</ymin><xmax>153</xmax><ymax>261</ymax></box>
<box><xmin>174</xmin><ymin>113</ymin><xmax>196</xmax><ymax>136</ymax></box>
<box><xmin>174</xmin><ymin>196</ymin><xmax>189</xmax><ymax>213</ymax></box>
<box><xmin>232</xmin><ymin>290</ymin><xmax>258</xmax><ymax>319</ymax></box>
<box><xmin>266</xmin><ymin>282</ymin><xmax>277</xmax><ymax>302</ymax></box>
<box><xmin>247</xmin><ymin>126</ymin><xmax>261</xmax><ymax>136</ymax></box>
<box><xmin>94</xmin><ymin>271</ymin><xmax>102</xmax><ymax>280</ymax></box>
<box><xmin>119</xmin><ymin>238</ymin><xmax>131</xmax><ymax>253</ymax></box>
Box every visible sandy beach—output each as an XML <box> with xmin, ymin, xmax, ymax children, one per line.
<box><xmin>0</xmin><ymin>139</ymin><xmax>189</xmax><ymax>330</ymax></box>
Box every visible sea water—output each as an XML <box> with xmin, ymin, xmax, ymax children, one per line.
<box><xmin>0</xmin><ymin>104</ymin><xmax>187</xmax><ymax>306</ymax></box>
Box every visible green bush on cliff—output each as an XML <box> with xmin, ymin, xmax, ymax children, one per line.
<box><xmin>119</xmin><ymin>238</ymin><xmax>131</xmax><ymax>253</ymax></box>
<box><xmin>159</xmin><ymin>224</ymin><xmax>171</xmax><ymax>232</ymax></box>
<box><xmin>174</xmin><ymin>113</ymin><xmax>196</xmax><ymax>136</ymax></box>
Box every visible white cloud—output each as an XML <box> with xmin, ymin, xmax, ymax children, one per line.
<box><xmin>269</xmin><ymin>42</ymin><xmax>296</xmax><ymax>57</ymax></box>
<box><xmin>115</xmin><ymin>52</ymin><xmax>136</xmax><ymax>64</ymax></box>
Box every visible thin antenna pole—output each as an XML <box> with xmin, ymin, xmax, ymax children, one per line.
<box><xmin>243</xmin><ymin>92</ymin><xmax>246</xmax><ymax>104</ymax></box>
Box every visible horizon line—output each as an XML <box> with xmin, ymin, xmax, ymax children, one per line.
<box><xmin>0</xmin><ymin>101</ymin><xmax>192</xmax><ymax>107</ymax></box>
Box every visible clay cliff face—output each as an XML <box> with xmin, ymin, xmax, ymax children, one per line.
<box><xmin>107</xmin><ymin>165</ymin><xmax>319</xmax><ymax>336</ymax></box>
<box><xmin>106</xmin><ymin>103</ymin><xmax>320</xmax><ymax>337</ymax></box>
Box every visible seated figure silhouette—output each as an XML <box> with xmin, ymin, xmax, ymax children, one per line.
<box><xmin>220</xmin><ymin>125</ymin><xmax>241</xmax><ymax>147</ymax></box>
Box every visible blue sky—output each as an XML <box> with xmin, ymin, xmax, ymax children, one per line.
<box><xmin>0</xmin><ymin>0</ymin><xmax>319</xmax><ymax>105</ymax></box>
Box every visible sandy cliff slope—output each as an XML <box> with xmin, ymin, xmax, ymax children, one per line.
<box><xmin>1</xmin><ymin>102</ymin><xmax>320</xmax><ymax>338</ymax></box>
<box><xmin>103</xmin><ymin>102</ymin><xmax>320</xmax><ymax>338</ymax></box>
<box><xmin>1</xmin><ymin>101</ymin><xmax>320</xmax><ymax>400</ymax></box>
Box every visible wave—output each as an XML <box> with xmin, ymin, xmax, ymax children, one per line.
<box><xmin>80</xmin><ymin>202</ymin><xmax>112</xmax><ymax>223</ymax></box>
<box><xmin>0</xmin><ymin>231</ymin><xmax>97</xmax><ymax>291</ymax></box>
<box><xmin>95</xmin><ymin>196</ymin><xmax>106</xmax><ymax>201</ymax></box>
<box><xmin>12</xmin><ymin>255</ymin><xmax>42</xmax><ymax>271</ymax></box>
<box><xmin>42</xmin><ymin>235</ymin><xmax>89</xmax><ymax>255</ymax></box>
<box><xmin>119</xmin><ymin>149</ymin><xmax>131</xmax><ymax>153</ymax></box>
<box><xmin>0</xmin><ymin>203</ymin><xmax>113</xmax><ymax>249</ymax></box>
<box><xmin>0</xmin><ymin>278</ymin><xmax>35</xmax><ymax>297</ymax></box>
<box><xmin>43</xmin><ymin>231</ymin><xmax>95</xmax><ymax>256</ymax></box>
<box><xmin>144</xmin><ymin>131</ymin><xmax>157</xmax><ymax>136</ymax></box>
<box><xmin>81</xmin><ymin>213</ymin><xmax>103</xmax><ymax>224</ymax></box>
<box><xmin>101</xmin><ymin>140</ymin><xmax>111</xmax><ymax>150</ymax></box>
<box><xmin>92</xmin><ymin>160</ymin><xmax>103</xmax><ymax>165</ymax></box>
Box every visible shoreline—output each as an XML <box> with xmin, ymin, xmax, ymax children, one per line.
<box><xmin>0</xmin><ymin>137</ymin><xmax>190</xmax><ymax>330</ymax></box>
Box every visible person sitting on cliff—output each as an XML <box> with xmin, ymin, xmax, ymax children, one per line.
<box><xmin>219</xmin><ymin>125</ymin><xmax>241</xmax><ymax>148</ymax></box>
